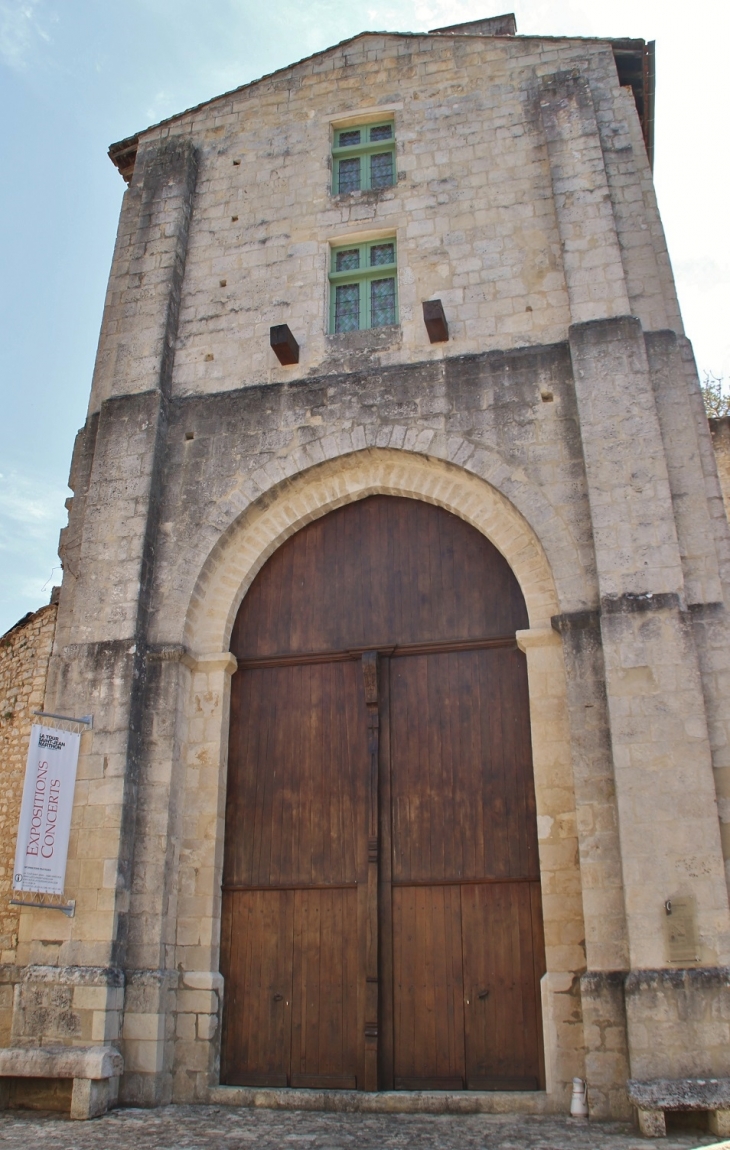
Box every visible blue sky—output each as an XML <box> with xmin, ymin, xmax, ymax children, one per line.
<box><xmin>1</xmin><ymin>0</ymin><xmax>728</xmax><ymax>636</ymax></box>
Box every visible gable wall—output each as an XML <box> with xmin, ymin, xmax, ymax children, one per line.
<box><xmin>12</xmin><ymin>23</ymin><xmax>730</xmax><ymax>1118</ymax></box>
<box><xmin>88</xmin><ymin>32</ymin><xmax>680</xmax><ymax>412</ymax></box>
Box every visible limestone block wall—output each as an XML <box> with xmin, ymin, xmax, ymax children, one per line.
<box><xmin>89</xmin><ymin>29</ymin><xmax>680</xmax><ymax>412</ymax></box>
<box><xmin>7</xmin><ymin>16</ymin><xmax>730</xmax><ymax>1120</ymax></box>
<box><xmin>0</xmin><ymin>603</ymin><xmax>57</xmax><ymax>1043</ymax></box>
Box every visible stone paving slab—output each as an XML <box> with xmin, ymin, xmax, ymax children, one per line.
<box><xmin>0</xmin><ymin>1106</ymin><xmax>729</xmax><ymax>1150</ymax></box>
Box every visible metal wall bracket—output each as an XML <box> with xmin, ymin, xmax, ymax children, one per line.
<box><xmin>34</xmin><ymin>710</ymin><xmax>93</xmax><ymax>727</ymax></box>
<box><xmin>10</xmin><ymin>897</ymin><xmax>76</xmax><ymax>917</ymax></box>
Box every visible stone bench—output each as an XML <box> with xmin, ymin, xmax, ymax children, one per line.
<box><xmin>0</xmin><ymin>1045</ymin><xmax>123</xmax><ymax>1119</ymax></box>
<box><xmin>627</xmin><ymin>1077</ymin><xmax>730</xmax><ymax>1138</ymax></box>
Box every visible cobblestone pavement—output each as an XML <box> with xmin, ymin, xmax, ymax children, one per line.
<box><xmin>0</xmin><ymin>1106</ymin><xmax>728</xmax><ymax>1150</ymax></box>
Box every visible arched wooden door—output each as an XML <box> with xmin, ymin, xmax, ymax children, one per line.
<box><xmin>220</xmin><ymin>496</ymin><xmax>545</xmax><ymax>1091</ymax></box>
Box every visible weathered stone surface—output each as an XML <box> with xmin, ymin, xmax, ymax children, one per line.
<box><xmin>624</xmin><ymin>969</ymin><xmax>730</xmax><ymax>1082</ymax></box>
<box><xmin>710</xmin><ymin>418</ymin><xmax>730</xmax><ymax>522</ymax></box>
<box><xmin>627</xmin><ymin>1079</ymin><xmax>730</xmax><ymax>1111</ymax></box>
<box><xmin>0</xmin><ymin>1104</ymin><xmax>724</xmax><ymax>1148</ymax></box>
<box><xmin>0</xmin><ymin>603</ymin><xmax>57</xmax><ymax>1006</ymax></box>
<box><xmin>6</xmin><ymin>10</ymin><xmax>730</xmax><ymax>1127</ymax></box>
<box><xmin>209</xmin><ymin>1085</ymin><xmax>558</xmax><ymax>1114</ymax></box>
<box><xmin>637</xmin><ymin>1108</ymin><xmax>667</xmax><ymax>1138</ymax></box>
<box><xmin>70</xmin><ymin>1075</ymin><xmax>118</xmax><ymax>1120</ymax></box>
<box><xmin>0</xmin><ymin>1044</ymin><xmax>122</xmax><ymax>1080</ymax></box>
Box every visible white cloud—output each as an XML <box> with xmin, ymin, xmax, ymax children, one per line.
<box><xmin>0</xmin><ymin>0</ymin><xmax>51</xmax><ymax>71</ymax></box>
<box><xmin>0</xmin><ymin>470</ymin><xmax>68</xmax><ymax>635</ymax></box>
<box><xmin>0</xmin><ymin>471</ymin><xmax>63</xmax><ymax>529</ymax></box>
<box><xmin>145</xmin><ymin>89</ymin><xmax>177</xmax><ymax>124</ymax></box>
<box><xmin>674</xmin><ymin>259</ymin><xmax>730</xmax><ymax>379</ymax></box>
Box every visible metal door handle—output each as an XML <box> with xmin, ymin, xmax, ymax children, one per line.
<box><xmin>478</xmin><ymin>989</ymin><xmax>490</xmax><ymax>1000</ymax></box>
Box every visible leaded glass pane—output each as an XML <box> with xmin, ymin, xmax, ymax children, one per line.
<box><xmin>335</xmin><ymin>283</ymin><xmax>360</xmax><ymax>332</ymax></box>
<box><xmin>370</xmin><ymin>243</ymin><xmax>395</xmax><ymax>267</ymax></box>
<box><xmin>371</xmin><ymin>278</ymin><xmax>396</xmax><ymax>327</ymax></box>
<box><xmin>370</xmin><ymin>151</ymin><xmax>394</xmax><ymax>189</ymax></box>
<box><xmin>370</xmin><ymin>124</ymin><xmax>393</xmax><ymax>141</ymax></box>
<box><xmin>338</xmin><ymin>156</ymin><xmax>361</xmax><ymax>194</ymax></box>
<box><xmin>339</xmin><ymin>130</ymin><xmax>361</xmax><ymax>147</ymax></box>
<box><xmin>336</xmin><ymin>248</ymin><xmax>360</xmax><ymax>272</ymax></box>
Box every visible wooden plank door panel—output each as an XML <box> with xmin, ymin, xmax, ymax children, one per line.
<box><xmin>462</xmin><ymin>881</ymin><xmax>545</xmax><ymax>1090</ymax></box>
<box><xmin>389</xmin><ymin>648</ymin><xmax>539</xmax><ymax>884</ymax></box>
<box><xmin>392</xmin><ymin>885</ymin><xmax>465</xmax><ymax>1089</ymax></box>
<box><xmin>223</xmin><ymin>495</ymin><xmax>546</xmax><ymax>1093</ymax></box>
<box><xmin>220</xmin><ymin>890</ymin><xmax>293</xmax><ymax>1086</ymax></box>
<box><xmin>290</xmin><ymin>888</ymin><xmax>359</xmax><ymax>1089</ymax></box>
<box><xmin>231</xmin><ymin>496</ymin><xmax>529</xmax><ymax>658</ymax></box>
<box><xmin>222</xmin><ymin>659</ymin><xmax>367</xmax><ymax>1087</ymax></box>
<box><xmin>224</xmin><ymin>662</ymin><xmax>365</xmax><ymax>888</ymax></box>
<box><xmin>388</xmin><ymin>646</ymin><xmax>544</xmax><ymax>1092</ymax></box>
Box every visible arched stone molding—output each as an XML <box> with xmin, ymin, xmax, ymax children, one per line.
<box><xmin>183</xmin><ymin>445</ymin><xmax>581</xmax><ymax>659</ymax></box>
<box><xmin>172</xmin><ymin>447</ymin><xmax>586</xmax><ymax>1105</ymax></box>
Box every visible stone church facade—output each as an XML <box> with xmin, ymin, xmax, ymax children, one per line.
<box><xmin>3</xmin><ymin>11</ymin><xmax>730</xmax><ymax>1130</ymax></box>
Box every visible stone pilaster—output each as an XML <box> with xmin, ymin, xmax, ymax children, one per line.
<box><xmin>543</xmin><ymin>62</ymin><xmax>730</xmax><ymax>1086</ymax></box>
<box><xmin>539</xmin><ymin>69</ymin><xmax>631</xmax><ymax>325</ymax></box>
<box><xmin>646</xmin><ymin>330</ymin><xmax>730</xmax><ymax>894</ymax></box>
<box><xmin>568</xmin><ymin>317</ymin><xmax>730</xmax><ymax>972</ymax></box>
<box><xmin>12</xmin><ymin>138</ymin><xmax>199</xmax><ymax>1098</ymax></box>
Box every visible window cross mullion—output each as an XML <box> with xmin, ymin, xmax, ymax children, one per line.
<box><xmin>332</xmin><ymin>140</ymin><xmax>396</xmax><ymax>159</ymax></box>
<box><xmin>329</xmin><ymin>263</ymin><xmax>397</xmax><ymax>283</ymax></box>
<box><xmin>332</xmin><ymin>120</ymin><xmax>395</xmax><ymax>195</ymax></box>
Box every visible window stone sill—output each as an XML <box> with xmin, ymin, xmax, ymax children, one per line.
<box><xmin>330</xmin><ymin>186</ymin><xmax>398</xmax><ymax>204</ymax></box>
<box><xmin>325</xmin><ymin>326</ymin><xmax>401</xmax><ymax>352</ymax></box>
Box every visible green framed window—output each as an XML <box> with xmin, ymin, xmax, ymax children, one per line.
<box><xmin>329</xmin><ymin>239</ymin><xmax>398</xmax><ymax>333</ymax></box>
<box><xmin>332</xmin><ymin>121</ymin><xmax>395</xmax><ymax>194</ymax></box>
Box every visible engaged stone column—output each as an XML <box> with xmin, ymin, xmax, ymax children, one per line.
<box><xmin>17</xmin><ymin>138</ymin><xmax>199</xmax><ymax>1099</ymax></box>
<box><xmin>646</xmin><ymin>331</ymin><xmax>730</xmax><ymax>895</ymax></box>
<box><xmin>539</xmin><ymin>69</ymin><xmax>631</xmax><ymax>325</ymax></box>
<box><xmin>516</xmin><ymin>625</ymin><xmax>587</xmax><ymax>1106</ymax></box>
<box><xmin>569</xmin><ymin>315</ymin><xmax>730</xmax><ymax>1081</ymax></box>
<box><xmin>542</xmin><ymin>65</ymin><xmax>730</xmax><ymax>1084</ymax></box>
<box><xmin>568</xmin><ymin>316</ymin><xmax>730</xmax><ymax>969</ymax></box>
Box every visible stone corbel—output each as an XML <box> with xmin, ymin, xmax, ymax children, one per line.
<box><xmin>516</xmin><ymin>625</ymin><xmax>561</xmax><ymax>652</ymax></box>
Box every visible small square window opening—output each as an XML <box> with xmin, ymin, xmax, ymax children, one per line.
<box><xmin>329</xmin><ymin>239</ymin><xmax>398</xmax><ymax>333</ymax></box>
<box><xmin>332</xmin><ymin>121</ymin><xmax>395</xmax><ymax>194</ymax></box>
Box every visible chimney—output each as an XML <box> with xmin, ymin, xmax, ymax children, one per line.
<box><xmin>429</xmin><ymin>13</ymin><xmax>517</xmax><ymax>37</ymax></box>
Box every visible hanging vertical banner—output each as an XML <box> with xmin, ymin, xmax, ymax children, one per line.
<box><xmin>13</xmin><ymin>724</ymin><xmax>80</xmax><ymax>895</ymax></box>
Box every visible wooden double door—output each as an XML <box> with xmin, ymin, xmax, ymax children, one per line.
<box><xmin>221</xmin><ymin>496</ymin><xmax>545</xmax><ymax>1091</ymax></box>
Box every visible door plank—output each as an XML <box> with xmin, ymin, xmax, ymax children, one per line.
<box><xmin>231</xmin><ymin>496</ymin><xmax>529</xmax><ymax>658</ymax></box>
<box><xmin>220</xmin><ymin>890</ymin><xmax>293</xmax><ymax>1086</ymax></box>
<box><xmin>392</xmin><ymin>885</ymin><xmax>465</xmax><ymax>1088</ymax></box>
<box><xmin>222</xmin><ymin>659</ymin><xmax>367</xmax><ymax>1088</ymax></box>
<box><xmin>390</xmin><ymin>649</ymin><xmax>539</xmax><ymax>885</ymax></box>
<box><xmin>290</xmin><ymin>888</ymin><xmax>359</xmax><ymax>1087</ymax></box>
<box><xmin>462</xmin><ymin>882</ymin><xmax>544</xmax><ymax>1090</ymax></box>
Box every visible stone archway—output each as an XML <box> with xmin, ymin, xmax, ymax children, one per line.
<box><xmin>183</xmin><ymin>448</ymin><xmax>568</xmax><ymax>657</ymax></box>
<box><xmin>221</xmin><ymin>494</ymin><xmax>546</xmax><ymax>1091</ymax></box>
<box><xmin>173</xmin><ymin>448</ymin><xmax>584</xmax><ymax>1105</ymax></box>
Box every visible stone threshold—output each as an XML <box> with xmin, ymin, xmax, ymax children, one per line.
<box><xmin>208</xmin><ymin>1084</ymin><xmax>561</xmax><ymax>1114</ymax></box>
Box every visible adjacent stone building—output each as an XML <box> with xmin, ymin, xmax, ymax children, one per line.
<box><xmin>3</xmin><ymin>11</ymin><xmax>730</xmax><ymax>1133</ymax></box>
<box><xmin>0</xmin><ymin>604</ymin><xmax>58</xmax><ymax>990</ymax></box>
